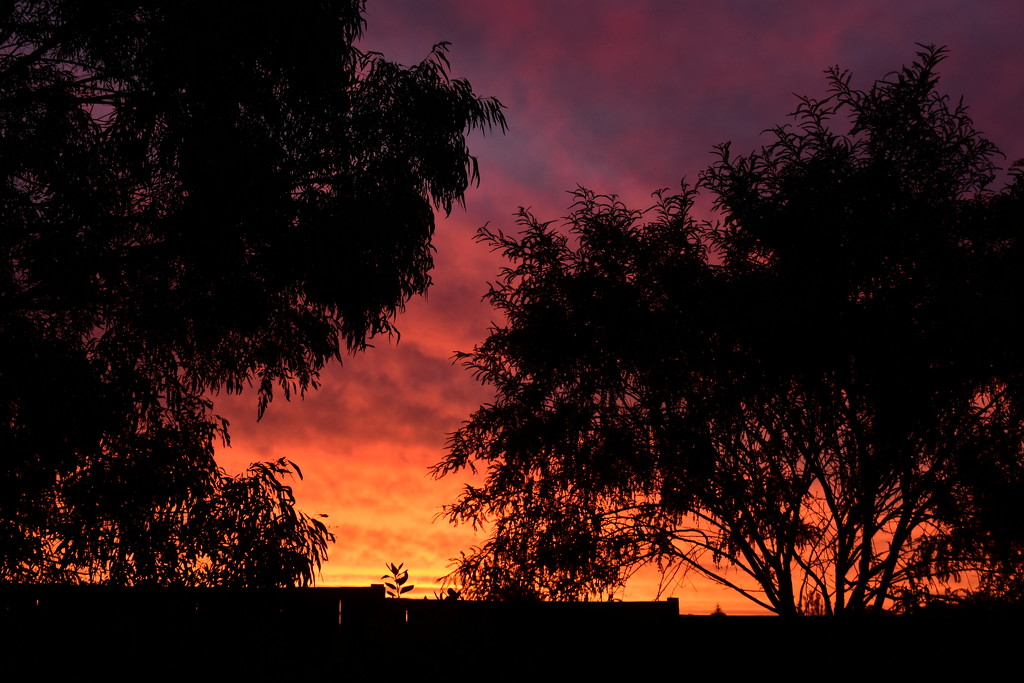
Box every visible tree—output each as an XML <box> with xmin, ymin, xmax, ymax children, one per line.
<box><xmin>0</xmin><ymin>1</ymin><xmax>506</xmax><ymax>583</ymax></box>
<box><xmin>434</xmin><ymin>46</ymin><xmax>1024</xmax><ymax>612</ymax></box>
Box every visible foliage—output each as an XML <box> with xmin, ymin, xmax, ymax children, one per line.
<box><xmin>187</xmin><ymin>459</ymin><xmax>334</xmax><ymax>588</ymax></box>
<box><xmin>39</xmin><ymin>458</ymin><xmax>333</xmax><ymax>587</ymax></box>
<box><xmin>0</xmin><ymin>1</ymin><xmax>505</xmax><ymax>583</ymax></box>
<box><xmin>435</xmin><ymin>46</ymin><xmax>1024</xmax><ymax>612</ymax></box>
<box><xmin>382</xmin><ymin>562</ymin><xmax>414</xmax><ymax>598</ymax></box>
<box><xmin>434</xmin><ymin>587</ymin><xmax>461</xmax><ymax>601</ymax></box>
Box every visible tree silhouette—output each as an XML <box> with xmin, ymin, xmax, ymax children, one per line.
<box><xmin>0</xmin><ymin>1</ymin><xmax>505</xmax><ymax>584</ymax></box>
<box><xmin>54</xmin><ymin>458</ymin><xmax>331</xmax><ymax>587</ymax></box>
<box><xmin>435</xmin><ymin>46</ymin><xmax>1023</xmax><ymax>612</ymax></box>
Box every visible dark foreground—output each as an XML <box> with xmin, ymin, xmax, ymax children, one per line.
<box><xmin>0</xmin><ymin>585</ymin><xmax>1008</xmax><ymax>678</ymax></box>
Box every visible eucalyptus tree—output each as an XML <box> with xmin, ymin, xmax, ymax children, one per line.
<box><xmin>436</xmin><ymin>46</ymin><xmax>1023</xmax><ymax>612</ymax></box>
<box><xmin>0</xmin><ymin>0</ymin><xmax>506</xmax><ymax>584</ymax></box>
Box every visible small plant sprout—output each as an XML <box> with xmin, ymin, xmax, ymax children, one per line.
<box><xmin>434</xmin><ymin>587</ymin><xmax>461</xmax><ymax>601</ymax></box>
<box><xmin>382</xmin><ymin>562</ymin><xmax>414</xmax><ymax>598</ymax></box>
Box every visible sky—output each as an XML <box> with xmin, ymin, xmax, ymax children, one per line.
<box><xmin>213</xmin><ymin>0</ymin><xmax>1024</xmax><ymax>614</ymax></box>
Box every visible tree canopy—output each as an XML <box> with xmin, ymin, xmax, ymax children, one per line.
<box><xmin>435</xmin><ymin>46</ymin><xmax>1024</xmax><ymax>612</ymax></box>
<box><xmin>0</xmin><ymin>0</ymin><xmax>506</xmax><ymax>584</ymax></box>
<box><xmin>54</xmin><ymin>457</ymin><xmax>332</xmax><ymax>587</ymax></box>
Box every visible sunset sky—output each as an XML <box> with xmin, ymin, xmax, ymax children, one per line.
<box><xmin>213</xmin><ymin>0</ymin><xmax>1024</xmax><ymax>614</ymax></box>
